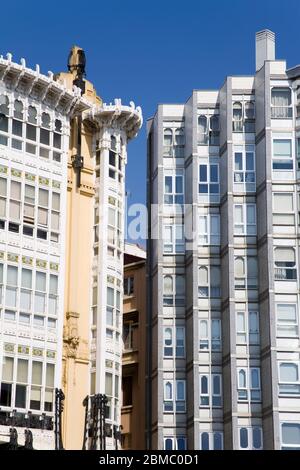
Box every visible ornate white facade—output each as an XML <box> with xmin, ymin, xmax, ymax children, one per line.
<box><xmin>0</xmin><ymin>54</ymin><xmax>90</xmax><ymax>448</ymax></box>
<box><xmin>0</xmin><ymin>52</ymin><xmax>142</xmax><ymax>449</ymax></box>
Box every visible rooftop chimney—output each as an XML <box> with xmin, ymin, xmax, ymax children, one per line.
<box><xmin>255</xmin><ymin>29</ymin><xmax>275</xmax><ymax>71</ymax></box>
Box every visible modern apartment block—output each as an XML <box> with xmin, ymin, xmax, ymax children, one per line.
<box><xmin>0</xmin><ymin>48</ymin><xmax>142</xmax><ymax>449</ymax></box>
<box><xmin>146</xmin><ymin>30</ymin><xmax>300</xmax><ymax>450</ymax></box>
<box><xmin>121</xmin><ymin>243</ymin><xmax>146</xmax><ymax>450</ymax></box>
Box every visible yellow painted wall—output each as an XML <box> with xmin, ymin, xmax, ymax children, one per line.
<box><xmin>55</xmin><ymin>60</ymin><xmax>101</xmax><ymax>449</ymax></box>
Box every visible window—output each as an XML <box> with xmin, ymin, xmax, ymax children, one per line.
<box><xmin>0</xmin><ymin>356</ymin><xmax>14</xmax><ymax>406</ymax></box>
<box><xmin>276</xmin><ymin>304</ymin><xmax>298</xmax><ymax>337</ymax></box>
<box><xmin>6</xmin><ymin>265</ymin><xmax>18</xmax><ymax>308</ymax></box>
<box><xmin>34</xmin><ymin>271</ymin><xmax>46</xmax><ymax>314</ymax></box>
<box><xmin>200</xmin><ymin>374</ymin><xmax>222</xmax><ymax>407</ymax></box>
<box><xmin>200</xmin><ymin>432</ymin><xmax>223</xmax><ymax>450</ymax></box>
<box><xmin>198</xmin><ymin>266</ymin><xmax>221</xmax><ymax>298</ymax></box>
<box><xmin>163</xmin><ymin>326</ymin><xmax>185</xmax><ymax>357</ymax></box>
<box><xmin>198</xmin><ymin>116</ymin><xmax>208</xmax><ymax>144</ymax></box>
<box><xmin>15</xmin><ymin>358</ymin><xmax>28</xmax><ymax>409</ymax></box>
<box><xmin>234</xmin><ymin>146</ymin><xmax>255</xmax><ymax>191</ymax></box>
<box><xmin>233</xmin><ymin>102</ymin><xmax>243</xmax><ymax>132</ymax></box>
<box><xmin>274</xmin><ymin>247</ymin><xmax>297</xmax><ymax>280</ymax></box>
<box><xmin>279</xmin><ymin>363</ymin><xmax>300</xmax><ymax>396</ymax></box>
<box><xmin>163</xmin><ymin>128</ymin><xmax>173</xmax><ymax>156</ymax></box>
<box><xmin>234</xmin><ymin>204</ymin><xmax>256</xmax><ymax>235</ymax></box>
<box><xmin>237</xmin><ymin>367</ymin><xmax>261</xmax><ymax>402</ymax></box>
<box><xmin>271</xmin><ymin>88</ymin><xmax>292</xmax><ymax>119</ymax></box>
<box><xmin>281</xmin><ymin>423</ymin><xmax>300</xmax><ymax>450</ymax></box>
<box><xmin>163</xmin><ymin>224</ymin><xmax>185</xmax><ymax>253</ymax></box>
<box><xmin>124</xmin><ymin>276</ymin><xmax>134</xmax><ymax>296</ymax></box>
<box><xmin>273</xmin><ymin>193</ymin><xmax>295</xmax><ymax>225</ymax></box>
<box><xmin>236</xmin><ymin>311</ymin><xmax>260</xmax><ymax>344</ymax></box>
<box><xmin>199</xmin><ymin>318</ymin><xmax>221</xmax><ymax>351</ymax></box>
<box><xmin>198</xmin><ymin>164</ymin><xmax>219</xmax><ymax>201</ymax></box>
<box><xmin>239</xmin><ymin>427</ymin><xmax>263</xmax><ymax>450</ymax></box>
<box><xmin>198</xmin><ymin>213</ymin><xmax>220</xmax><ymax>245</ymax></box>
<box><xmin>198</xmin><ymin>114</ymin><xmax>220</xmax><ymax>145</ymax></box>
<box><xmin>234</xmin><ymin>256</ymin><xmax>258</xmax><ymax>289</ymax></box>
<box><xmin>163</xmin><ymin>379</ymin><xmax>186</xmax><ymax>412</ymax></box>
<box><xmin>164</xmin><ymin>437</ymin><xmax>187</xmax><ymax>450</ymax></box>
<box><xmin>20</xmin><ymin>268</ymin><xmax>32</xmax><ymax>310</ymax></box>
<box><xmin>164</xmin><ymin>172</ymin><xmax>184</xmax><ymax>205</ymax></box>
<box><xmin>49</xmin><ymin>274</ymin><xmax>58</xmax><ymax>316</ymax></box>
<box><xmin>163</xmin><ymin>274</ymin><xmax>185</xmax><ymax>306</ymax></box>
<box><xmin>30</xmin><ymin>361</ymin><xmax>42</xmax><ymax>410</ymax></box>
<box><xmin>174</xmin><ymin>128</ymin><xmax>184</xmax><ymax>157</ymax></box>
<box><xmin>273</xmin><ymin>139</ymin><xmax>293</xmax><ymax>170</ymax></box>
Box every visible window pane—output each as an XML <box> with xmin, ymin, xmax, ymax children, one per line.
<box><xmin>280</xmin><ymin>363</ymin><xmax>298</xmax><ymax>382</ymax></box>
<box><xmin>21</xmin><ymin>268</ymin><xmax>32</xmax><ymax>288</ymax></box>
<box><xmin>240</xmin><ymin>428</ymin><xmax>248</xmax><ymax>449</ymax></box>
<box><xmin>7</xmin><ymin>266</ymin><xmax>18</xmax><ymax>285</ymax></box>
<box><xmin>282</xmin><ymin>423</ymin><xmax>300</xmax><ymax>445</ymax></box>
<box><xmin>36</xmin><ymin>272</ymin><xmax>46</xmax><ymax>291</ymax></box>
<box><xmin>32</xmin><ymin>361</ymin><xmax>43</xmax><ymax>385</ymax></box>
<box><xmin>274</xmin><ymin>140</ymin><xmax>292</xmax><ymax>157</ymax></box>
<box><xmin>17</xmin><ymin>359</ymin><xmax>28</xmax><ymax>383</ymax></box>
<box><xmin>199</xmin><ymin>165</ymin><xmax>207</xmax><ymax>182</ymax></box>
<box><xmin>274</xmin><ymin>193</ymin><xmax>293</xmax><ymax>212</ymax></box>
<box><xmin>2</xmin><ymin>357</ymin><xmax>14</xmax><ymax>381</ymax></box>
<box><xmin>49</xmin><ymin>275</ymin><xmax>58</xmax><ymax>295</ymax></box>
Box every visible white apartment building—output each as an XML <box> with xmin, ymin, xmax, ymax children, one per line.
<box><xmin>146</xmin><ymin>30</ymin><xmax>300</xmax><ymax>450</ymax></box>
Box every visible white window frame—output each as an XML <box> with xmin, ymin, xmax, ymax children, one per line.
<box><xmin>239</xmin><ymin>426</ymin><xmax>263</xmax><ymax>450</ymax></box>
<box><xmin>234</xmin><ymin>203</ymin><xmax>256</xmax><ymax>235</ymax></box>
<box><xmin>164</xmin><ymin>171</ymin><xmax>184</xmax><ymax>206</ymax></box>
<box><xmin>199</xmin><ymin>431</ymin><xmax>224</xmax><ymax>450</ymax></box>
<box><xmin>278</xmin><ymin>362</ymin><xmax>300</xmax><ymax>396</ymax></box>
<box><xmin>198</xmin><ymin>213</ymin><xmax>220</xmax><ymax>245</ymax></box>
<box><xmin>198</xmin><ymin>163</ymin><xmax>220</xmax><ymax>201</ymax></box>
<box><xmin>233</xmin><ymin>145</ymin><xmax>256</xmax><ymax>191</ymax></box>
<box><xmin>276</xmin><ymin>303</ymin><xmax>298</xmax><ymax>337</ymax></box>
<box><xmin>163</xmin><ymin>223</ymin><xmax>185</xmax><ymax>253</ymax></box>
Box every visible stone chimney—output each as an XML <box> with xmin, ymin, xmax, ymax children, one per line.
<box><xmin>255</xmin><ymin>29</ymin><xmax>275</xmax><ymax>71</ymax></box>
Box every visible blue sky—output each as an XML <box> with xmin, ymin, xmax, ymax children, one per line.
<box><xmin>1</xmin><ymin>0</ymin><xmax>300</xmax><ymax>241</ymax></box>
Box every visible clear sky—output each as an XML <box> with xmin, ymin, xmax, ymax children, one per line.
<box><xmin>1</xmin><ymin>0</ymin><xmax>300</xmax><ymax>241</ymax></box>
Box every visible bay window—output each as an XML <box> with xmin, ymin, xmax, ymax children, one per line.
<box><xmin>198</xmin><ymin>265</ymin><xmax>221</xmax><ymax>298</ymax></box>
<box><xmin>281</xmin><ymin>423</ymin><xmax>300</xmax><ymax>450</ymax></box>
<box><xmin>274</xmin><ymin>247</ymin><xmax>297</xmax><ymax>280</ymax></box>
<box><xmin>163</xmin><ymin>274</ymin><xmax>185</xmax><ymax>306</ymax></box>
<box><xmin>164</xmin><ymin>437</ymin><xmax>187</xmax><ymax>450</ymax></box>
<box><xmin>163</xmin><ymin>326</ymin><xmax>185</xmax><ymax>357</ymax></box>
<box><xmin>234</xmin><ymin>146</ymin><xmax>255</xmax><ymax>191</ymax></box>
<box><xmin>198</xmin><ymin>213</ymin><xmax>220</xmax><ymax>245</ymax></box>
<box><xmin>279</xmin><ymin>363</ymin><xmax>300</xmax><ymax>396</ymax></box>
<box><xmin>164</xmin><ymin>172</ymin><xmax>184</xmax><ymax>205</ymax></box>
<box><xmin>236</xmin><ymin>311</ymin><xmax>259</xmax><ymax>344</ymax></box>
<box><xmin>234</xmin><ymin>256</ymin><xmax>258</xmax><ymax>289</ymax></box>
<box><xmin>163</xmin><ymin>379</ymin><xmax>186</xmax><ymax>412</ymax></box>
<box><xmin>271</xmin><ymin>88</ymin><xmax>292</xmax><ymax>119</ymax></box>
<box><xmin>200</xmin><ymin>432</ymin><xmax>223</xmax><ymax>450</ymax></box>
<box><xmin>272</xmin><ymin>139</ymin><xmax>293</xmax><ymax>170</ymax></box>
<box><xmin>234</xmin><ymin>203</ymin><xmax>256</xmax><ymax>235</ymax></box>
<box><xmin>199</xmin><ymin>318</ymin><xmax>221</xmax><ymax>351</ymax></box>
<box><xmin>239</xmin><ymin>427</ymin><xmax>263</xmax><ymax>450</ymax></box>
<box><xmin>276</xmin><ymin>304</ymin><xmax>298</xmax><ymax>337</ymax></box>
<box><xmin>237</xmin><ymin>367</ymin><xmax>261</xmax><ymax>402</ymax></box>
<box><xmin>198</xmin><ymin>163</ymin><xmax>219</xmax><ymax>201</ymax></box>
<box><xmin>273</xmin><ymin>193</ymin><xmax>295</xmax><ymax>225</ymax></box>
<box><xmin>163</xmin><ymin>223</ymin><xmax>185</xmax><ymax>253</ymax></box>
<box><xmin>200</xmin><ymin>374</ymin><xmax>222</xmax><ymax>407</ymax></box>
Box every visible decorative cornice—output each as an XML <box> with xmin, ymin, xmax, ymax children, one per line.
<box><xmin>85</xmin><ymin>98</ymin><xmax>143</xmax><ymax>140</ymax></box>
<box><xmin>0</xmin><ymin>53</ymin><xmax>92</xmax><ymax>116</ymax></box>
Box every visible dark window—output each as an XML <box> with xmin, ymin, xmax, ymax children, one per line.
<box><xmin>0</xmin><ymin>383</ymin><xmax>12</xmax><ymax>406</ymax></box>
<box><xmin>53</xmin><ymin>133</ymin><xmax>61</xmax><ymax>149</ymax></box>
<box><xmin>40</xmin><ymin>128</ymin><xmax>50</xmax><ymax>146</ymax></box>
<box><xmin>37</xmin><ymin>229</ymin><xmax>47</xmax><ymax>240</ymax></box>
<box><xmin>12</xmin><ymin>119</ymin><xmax>22</xmax><ymax>137</ymax></box>
<box><xmin>122</xmin><ymin>377</ymin><xmax>133</xmax><ymax>406</ymax></box>
<box><xmin>0</xmin><ymin>220</ymin><xmax>5</xmax><ymax>229</ymax></box>
<box><xmin>26</xmin><ymin>124</ymin><xmax>36</xmax><ymax>141</ymax></box>
<box><xmin>8</xmin><ymin>222</ymin><xmax>19</xmax><ymax>233</ymax></box>
<box><xmin>15</xmin><ymin>384</ymin><xmax>26</xmax><ymax>408</ymax></box>
<box><xmin>23</xmin><ymin>225</ymin><xmax>33</xmax><ymax>237</ymax></box>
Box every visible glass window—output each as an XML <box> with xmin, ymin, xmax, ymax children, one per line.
<box><xmin>271</xmin><ymin>89</ymin><xmax>292</xmax><ymax>118</ymax></box>
<box><xmin>281</xmin><ymin>423</ymin><xmax>300</xmax><ymax>449</ymax></box>
<box><xmin>276</xmin><ymin>304</ymin><xmax>298</xmax><ymax>337</ymax></box>
<box><xmin>273</xmin><ymin>139</ymin><xmax>293</xmax><ymax>170</ymax></box>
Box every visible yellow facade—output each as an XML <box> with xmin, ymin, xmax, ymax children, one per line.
<box><xmin>55</xmin><ymin>47</ymin><xmax>101</xmax><ymax>449</ymax></box>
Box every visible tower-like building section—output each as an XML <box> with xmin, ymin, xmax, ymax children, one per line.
<box><xmin>147</xmin><ymin>30</ymin><xmax>300</xmax><ymax>450</ymax></box>
<box><xmin>0</xmin><ymin>48</ymin><xmax>142</xmax><ymax>449</ymax></box>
